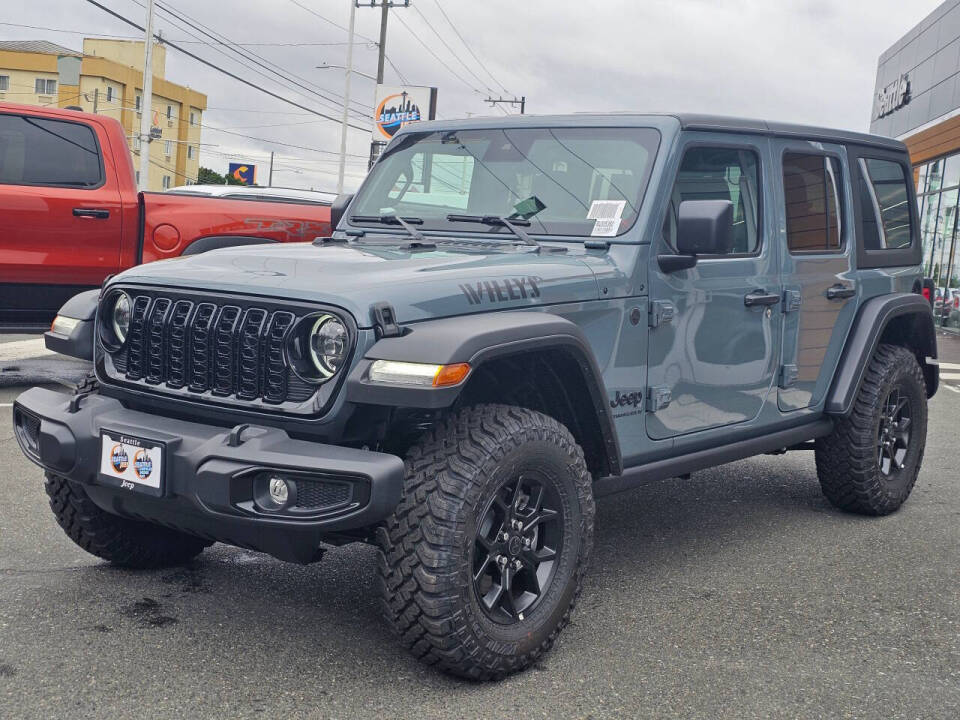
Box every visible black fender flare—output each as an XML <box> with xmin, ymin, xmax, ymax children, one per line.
<box><xmin>181</xmin><ymin>235</ymin><xmax>278</xmax><ymax>255</ymax></box>
<box><xmin>43</xmin><ymin>289</ymin><xmax>100</xmax><ymax>361</ymax></box>
<box><xmin>825</xmin><ymin>293</ymin><xmax>938</xmax><ymax>415</ymax></box>
<box><xmin>346</xmin><ymin>311</ymin><xmax>622</xmax><ymax>475</ymax></box>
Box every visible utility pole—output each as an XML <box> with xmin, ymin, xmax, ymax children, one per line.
<box><xmin>336</xmin><ymin>0</ymin><xmax>356</xmax><ymax>194</ymax></box>
<box><xmin>137</xmin><ymin>0</ymin><xmax>156</xmax><ymax>192</ymax></box>
<box><xmin>358</xmin><ymin>1</ymin><xmax>410</xmax><ymax>168</ymax></box>
<box><xmin>485</xmin><ymin>96</ymin><xmax>526</xmax><ymax>114</ymax></box>
<box><xmin>92</xmin><ymin>88</ymin><xmax>98</xmax><ymax>114</ymax></box>
<box><xmin>268</xmin><ymin>151</ymin><xmax>274</xmax><ymax>187</ymax></box>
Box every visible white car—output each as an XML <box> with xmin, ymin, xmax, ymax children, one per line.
<box><xmin>166</xmin><ymin>184</ymin><xmax>336</xmax><ymax>206</ymax></box>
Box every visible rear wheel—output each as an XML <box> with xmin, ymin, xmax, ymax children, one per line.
<box><xmin>376</xmin><ymin>404</ymin><xmax>594</xmax><ymax>680</ymax></box>
<box><xmin>815</xmin><ymin>344</ymin><xmax>927</xmax><ymax>515</ymax></box>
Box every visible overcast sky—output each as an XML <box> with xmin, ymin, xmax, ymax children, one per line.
<box><xmin>0</xmin><ymin>0</ymin><xmax>944</xmax><ymax>191</ymax></box>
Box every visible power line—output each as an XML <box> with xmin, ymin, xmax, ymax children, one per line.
<box><xmin>286</xmin><ymin>0</ymin><xmax>407</xmax><ymax>84</ymax></box>
<box><xmin>427</xmin><ymin>0</ymin><xmax>511</xmax><ymax>95</ymax></box>
<box><xmin>410</xmin><ymin>4</ymin><xmax>495</xmax><ymax>93</ymax></box>
<box><xmin>0</xmin><ymin>20</ymin><xmax>381</xmax><ymax>47</ymax></box>
<box><xmin>391</xmin><ymin>11</ymin><xmax>485</xmax><ymax>96</ymax></box>
<box><xmin>151</xmin><ymin>0</ymin><xmax>373</xmax><ymax>115</ymax></box>
<box><xmin>83</xmin><ymin>0</ymin><xmax>371</xmax><ymax>131</ymax></box>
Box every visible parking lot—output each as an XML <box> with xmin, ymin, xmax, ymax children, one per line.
<box><xmin>1</xmin><ymin>334</ymin><xmax>958</xmax><ymax>719</ymax></box>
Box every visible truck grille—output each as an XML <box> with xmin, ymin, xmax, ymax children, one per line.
<box><xmin>108</xmin><ymin>291</ymin><xmax>324</xmax><ymax>406</ymax></box>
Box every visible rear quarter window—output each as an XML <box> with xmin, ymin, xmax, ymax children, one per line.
<box><xmin>0</xmin><ymin>113</ymin><xmax>103</xmax><ymax>188</ymax></box>
<box><xmin>858</xmin><ymin>158</ymin><xmax>912</xmax><ymax>250</ymax></box>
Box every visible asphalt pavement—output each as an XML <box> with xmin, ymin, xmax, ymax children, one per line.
<box><xmin>0</xmin><ymin>334</ymin><xmax>958</xmax><ymax>719</ymax></box>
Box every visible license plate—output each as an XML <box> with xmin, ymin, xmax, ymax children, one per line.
<box><xmin>99</xmin><ymin>431</ymin><xmax>164</xmax><ymax>496</ymax></box>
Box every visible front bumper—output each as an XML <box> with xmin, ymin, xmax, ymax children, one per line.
<box><xmin>12</xmin><ymin>387</ymin><xmax>405</xmax><ymax>563</ymax></box>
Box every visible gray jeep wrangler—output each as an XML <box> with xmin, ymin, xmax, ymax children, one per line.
<box><xmin>14</xmin><ymin>114</ymin><xmax>939</xmax><ymax>680</ymax></box>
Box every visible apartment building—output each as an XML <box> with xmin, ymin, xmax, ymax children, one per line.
<box><xmin>0</xmin><ymin>38</ymin><xmax>206</xmax><ymax>190</ymax></box>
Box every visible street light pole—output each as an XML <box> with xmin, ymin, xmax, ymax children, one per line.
<box><xmin>337</xmin><ymin>0</ymin><xmax>357</xmax><ymax>195</ymax></box>
<box><xmin>138</xmin><ymin>0</ymin><xmax>156</xmax><ymax>191</ymax></box>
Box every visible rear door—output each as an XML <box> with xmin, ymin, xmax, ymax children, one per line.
<box><xmin>0</xmin><ymin>111</ymin><xmax>122</xmax><ymax>327</ymax></box>
<box><xmin>646</xmin><ymin>135</ymin><xmax>782</xmax><ymax>440</ymax></box>
<box><xmin>774</xmin><ymin>141</ymin><xmax>856</xmax><ymax>411</ymax></box>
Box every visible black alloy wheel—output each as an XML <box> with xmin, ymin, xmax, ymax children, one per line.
<box><xmin>877</xmin><ymin>386</ymin><xmax>912</xmax><ymax>476</ymax></box>
<box><xmin>473</xmin><ymin>472</ymin><xmax>563</xmax><ymax>623</ymax></box>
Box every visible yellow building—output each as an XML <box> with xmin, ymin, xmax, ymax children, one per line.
<box><xmin>0</xmin><ymin>38</ymin><xmax>206</xmax><ymax>190</ymax></box>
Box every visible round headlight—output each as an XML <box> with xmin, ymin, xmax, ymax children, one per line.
<box><xmin>308</xmin><ymin>314</ymin><xmax>348</xmax><ymax>377</ymax></box>
<box><xmin>112</xmin><ymin>293</ymin><xmax>132</xmax><ymax>344</ymax></box>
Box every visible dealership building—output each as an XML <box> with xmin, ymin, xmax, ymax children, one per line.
<box><xmin>871</xmin><ymin>0</ymin><xmax>960</xmax><ymax>312</ymax></box>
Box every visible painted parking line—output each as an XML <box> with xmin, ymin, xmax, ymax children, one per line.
<box><xmin>0</xmin><ymin>402</ymin><xmax>12</xmax><ymax>407</ymax></box>
<box><xmin>944</xmin><ymin>385</ymin><xmax>960</xmax><ymax>394</ymax></box>
<box><xmin>0</xmin><ymin>338</ymin><xmax>52</xmax><ymax>362</ymax></box>
<box><xmin>929</xmin><ymin>360</ymin><xmax>960</xmax><ymax>370</ymax></box>
<box><xmin>940</xmin><ymin>372</ymin><xmax>960</xmax><ymax>381</ymax></box>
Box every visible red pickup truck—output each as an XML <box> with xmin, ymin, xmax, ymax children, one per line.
<box><xmin>0</xmin><ymin>103</ymin><xmax>332</xmax><ymax>332</ymax></box>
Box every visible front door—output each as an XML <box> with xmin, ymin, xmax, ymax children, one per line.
<box><xmin>773</xmin><ymin>141</ymin><xmax>856</xmax><ymax>411</ymax></box>
<box><xmin>646</xmin><ymin>136</ymin><xmax>781</xmax><ymax>441</ymax></box>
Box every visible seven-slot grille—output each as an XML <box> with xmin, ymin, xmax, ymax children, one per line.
<box><xmin>108</xmin><ymin>292</ymin><xmax>315</xmax><ymax>405</ymax></box>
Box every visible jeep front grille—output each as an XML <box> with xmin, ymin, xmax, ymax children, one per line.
<box><xmin>107</xmin><ymin>291</ymin><xmax>330</xmax><ymax>407</ymax></box>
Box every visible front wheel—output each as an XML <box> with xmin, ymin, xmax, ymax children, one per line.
<box><xmin>376</xmin><ymin>404</ymin><xmax>594</xmax><ymax>680</ymax></box>
<box><xmin>815</xmin><ymin>343</ymin><xmax>928</xmax><ymax>515</ymax></box>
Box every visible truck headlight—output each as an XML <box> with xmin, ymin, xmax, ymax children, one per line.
<box><xmin>288</xmin><ymin>312</ymin><xmax>352</xmax><ymax>383</ymax></box>
<box><xmin>309</xmin><ymin>314</ymin><xmax>348</xmax><ymax>377</ymax></box>
<box><xmin>112</xmin><ymin>292</ymin><xmax>132</xmax><ymax>344</ymax></box>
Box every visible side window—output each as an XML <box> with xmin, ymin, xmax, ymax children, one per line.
<box><xmin>783</xmin><ymin>153</ymin><xmax>842</xmax><ymax>252</ymax></box>
<box><xmin>663</xmin><ymin>146</ymin><xmax>760</xmax><ymax>254</ymax></box>
<box><xmin>859</xmin><ymin>158</ymin><xmax>913</xmax><ymax>250</ymax></box>
<box><xmin>0</xmin><ymin>114</ymin><xmax>102</xmax><ymax>187</ymax></box>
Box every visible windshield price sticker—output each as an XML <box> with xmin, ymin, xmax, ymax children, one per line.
<box><xmin>587</xmin><ymin>200</ymin><xmax>626</xmax><ymax>237</ymax></box>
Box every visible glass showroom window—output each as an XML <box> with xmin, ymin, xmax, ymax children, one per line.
<box><xmin>916</xmin><ymin>153</ymin><xmax>960</xmax><ymax>330</ymax></box>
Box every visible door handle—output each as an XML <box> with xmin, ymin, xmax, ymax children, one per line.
<box><xmin>744</xmin><ymin>290</ymin><xmax>781</xmax><ymax>307</ymax></box>
<box><xmin>73</xmin><ymin>208</ymin><xmax>110</xmax><ymax>219</ymax></box>
<box><xmin>825</xmin><ymin>284</ymin><xmax>856</xmax><ymax>300</ymax></box>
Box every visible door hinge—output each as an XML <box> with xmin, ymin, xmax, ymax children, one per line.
<box><xmin>779</xmin><ymin>364</ymin><xmax>798</xmax><ymax>389</ymax></box>
<box><xmin>782</xmin><ymin>290</ymin><xmax>802</xmax><ymax>313</ymax></box>
<box><xmin>648</xmin><ymin>300</ymin><xmax>675</xmax><ymax>328</ymax></box>
<box><xmin>646</xmin><ymin>386</ymin><xmax>672</xmax><ymax>412</ymax></box>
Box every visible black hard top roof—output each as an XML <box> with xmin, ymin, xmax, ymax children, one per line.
<box><xmin>671</xmin><ymin>113</ymin><xmax>905</xmax><ymax>152</ymax></box>
<box><xmin>400</xmin><ymin>113</ymin><xmax>906</xmax><ymax>153</ymax></box>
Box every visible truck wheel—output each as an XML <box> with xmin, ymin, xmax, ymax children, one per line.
<box><xmin>815</xmin><ymin>344</ymin><xmax>927</xmax><ymax>516</ymax></box>
<box><xmin>45</xmin><ymin>473</ymin><xmax>211</xmax><ymax>568</ymax></box>
<box><xmin>376</xmin><ymin>404</ymin><xmax>594</xmax><ymax>680</ymax></box>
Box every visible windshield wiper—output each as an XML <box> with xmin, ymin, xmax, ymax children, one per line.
<box><xmin>349</xmin><ymin>214</ymin><xmax>434</xmax><ymax>247</ymax></box>
<box><xmin>445</xmin><ymin>214</ymin><xmax>539</xmax><ymax>249</ymax></box>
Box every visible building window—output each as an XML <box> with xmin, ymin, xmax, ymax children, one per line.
<box><xmin>166</xmin><ymin>105</ymin><xmax>173</xmax><ymax>119</ymax></box>
<box><xmin>189</xmin><ymin>111</ymin><xmax>196</xmax><ymax>126</ymax></box>
<box><xmin>0</xmin><ymin>76</ymin><xmax>9</xmax><ymax>91</ymax></box>
<box><xmin>187</xmin><ymin>145</ymin><xmax>194</xmax><ymax>160</ymax></box>
<box><xmin>135</xmin><ymin>93</ymin><xmax>141</xmax><ymax>112</ymax></box>
<box><xmin>106</xmin><ymin>86</ymin><xmax>113</xmax><ymax>103</ymax></box>
<box><xmin>34</xmin><ymin>78</ymin><xmax>57</xmax><ymax>95</ymax></box>
<box><xmin>162</xmin><ymin>175</ymin><xmax>171</xmax><ymax>190</ymax></box>
<box><xmin>133</xmin><ymin>136</ymin><xmax>141</xmax><ymax>153</ymax></box>
<box><xmin>783</xmin><ymin>153</ymin><xmax>842</xmax><ymax>253</ymax></box>
<box><xmin>135</xmin><ymin>170</ymin><xmax>140</xmax><ymax>185</ymax></box>
<box><xmin>164</xmin><ymin>140</ymin><xmax>173</xmax><ymax>156</ymax></box>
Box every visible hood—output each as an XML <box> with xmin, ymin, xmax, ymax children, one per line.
<box><xmin>113</xmin><ymin>241</ymin><xmax>600</xmax><ymax>327</ymax></box>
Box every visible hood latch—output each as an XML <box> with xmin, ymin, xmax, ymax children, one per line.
<box><xmin>371</xmin><ymin>301</ymin><xmax>402</xmax><ymax>338</ymax></box>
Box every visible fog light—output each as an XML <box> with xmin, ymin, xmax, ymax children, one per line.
<box><xmin>268</xmin><ymin>476</ymin><xmax>290</xmax><ymax>506</ymax></box>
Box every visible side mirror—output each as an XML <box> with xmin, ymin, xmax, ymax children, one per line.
<box><xmin>677</xmin><ymin>199</ymin><xmax>734</xmax><ymax>255</ymax></box>
<box><xmin>658</xmin><ymin>199</ymin><xmax>734</xmax><ymax>273</ymax></box>
<box><xmin>329</xmin><ymin>193</ymin><xmax>354</xmax><ymax>230</ymax></box>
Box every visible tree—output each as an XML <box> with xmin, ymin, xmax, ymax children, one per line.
<box><xmin>196</xmin><ymin>166</ymin><xmax>243</xmax><ymax>185</ymax></box>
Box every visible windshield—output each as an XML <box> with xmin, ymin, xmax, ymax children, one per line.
<box><xmin>349</xmin><ymin>126</ymin><xmax>661</xmax><ymax>237</ymax></box>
